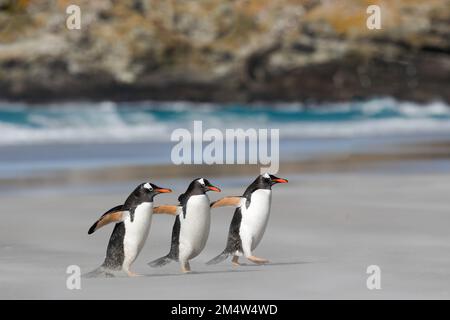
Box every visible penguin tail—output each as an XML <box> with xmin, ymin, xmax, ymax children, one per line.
<box><xmin>82</xmin><ymin>266</ymin><xmax>116</xmax><ymax>278</ymax></box>
<box><xmin>206</xmin><ymin>250</ymin><xmax>230</xmax><ymax>265</ymax></box>
<box><xmin>148</xmin><ymin>254</ymin><xmax>174</xmax><ymax>268</ymax></box>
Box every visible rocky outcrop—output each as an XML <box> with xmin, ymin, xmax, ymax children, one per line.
<box><xmin>0</xmin><ymin>0</ymin><xmax>449</xmax><ymax>103</ymax></box>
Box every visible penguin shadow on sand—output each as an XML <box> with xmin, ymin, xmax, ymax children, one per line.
<box><xmin>82</xmin><ymin>265</ymin><xmax>262</xmax><ymax>279</ymax></box>
<box><xmin>140</xmin><ymin>260</ymin><xmax>312</xmax><ymax>277</ymax></box>
<box><xmin>85</xmin><ymin>269</ymin><xmax>261</xmax><ymax>279</ymax></box>
<box><xmin>142</xmin><ymin>268</ymin><xmax>261</xmax><ymax>278</ymax></box>
<box><xmin>234</xmin><ymin>260</ymin><xmax>312</xmax><ymax>267</ymax></box>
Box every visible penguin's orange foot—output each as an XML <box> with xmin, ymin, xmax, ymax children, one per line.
<box><xmin>127</xmin><ymin>271</ymin><xmax>142</xmax><ymax>277</ymax></box>
<box><xmin>247</xmin><ymin>256</ymin><xmax>269</xmax><ymax>264</ymax></box>
<box><xmin>232</xmin><ymin>256</ymin><xmax>241</xmax><ymax>266</ymax></box>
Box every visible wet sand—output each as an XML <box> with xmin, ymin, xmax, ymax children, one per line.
<box><xmin>2</xmin><ymin>138</ymin><xmax>450</xmax><ymax>191</ymax></box>
<box><xmin>1</xmin><ymin>173</ymin><xmax>449</xmax><ymax>299</ymax></box>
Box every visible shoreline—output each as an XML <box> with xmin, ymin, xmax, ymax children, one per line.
<box><xmin>2</xmin><ymin>141</ymin><xmax>450</xmax><ymax>192</ymax></box>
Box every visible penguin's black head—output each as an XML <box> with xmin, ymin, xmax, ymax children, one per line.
<box><xmin>135</xmin><ymin>182</ymin><xmax>172</xmax><ymax>201</ymax></box>
<box><xmin>190</xmin><ymin>178</ymin><xmax>221</xmax><ymax>194</ymax></box>
<box><xmin>260</xmin><ymin>173</ymin><xmax>289</xmax><ymax>188</ymax></box>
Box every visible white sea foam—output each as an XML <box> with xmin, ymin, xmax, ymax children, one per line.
<box><xmin>0</xmin><ymin>98</ymin><xmax>448</xmax><ymax>145</ymax></box>
<box><xmin>280</xmin><ymin>118</ymin><xmax>450</xmax><ymax>138</ymax></box>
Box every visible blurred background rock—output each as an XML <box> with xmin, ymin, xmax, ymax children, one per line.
<box><xmin>0</xmin><ymin>0</ymin><xmax>448</xmax><ymax>103</ymax></box>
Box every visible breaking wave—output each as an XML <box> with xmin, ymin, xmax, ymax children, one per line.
<box><xmin>0</xmin><ymin>98</ymin><xmax>449</xmax><ymax>145</ymax></box>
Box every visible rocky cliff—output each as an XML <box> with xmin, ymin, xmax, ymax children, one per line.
<box><xmin>0</xmin><ymin>0</ymin><xmax>449</xmax><ymax>103</ymax></box>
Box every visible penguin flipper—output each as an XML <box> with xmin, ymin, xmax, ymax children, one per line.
<box><xmin>148</xmin><ymin>255</ymin><xmax>174</xmax><ymax>268</ymax></box>
<box><xmin>153</xmin><ymin>205</ymin><xmax>180</xmax><ymax>216</ymax></box>
<box><xmin>88</xmin><ymin>205</ymin><xmax>127</xmax><ymax>234</ymax></box>
<box><xmin>210</xmin><ymin>196</ymin><xmax>243</xmax><ymax>209</ymax></box>
<box><xmin>206</xmin><ymin>251</ymin><xmax>231</xmax><ymax>265</ymax></box>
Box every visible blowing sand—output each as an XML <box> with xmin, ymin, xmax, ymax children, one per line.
<box><xmin>1</xmin><ymin>173</ymin><xmax>449</xmax><ymax>299</ymax></box>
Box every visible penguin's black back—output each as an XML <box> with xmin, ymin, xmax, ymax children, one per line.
<box><xmin>224</xmin><ymin>207</ymin><xmax>243</xmax><ymax>254</ymax></box>
<box><xmin>102</xmin><ymin>222</ymin><xmax>126</xmax><ymax>270</ymax></box>
<box><xmin>123</xmin><ymin>186</ymin><xmax>153</xmax><ymax>222</ymax></box>
<box><xmin>167</xmin><ymin>215</ymin><xmax>181</xmax><ymax>260</ymax></box>
<box><xmin>178</xmin><ymin>193</ymin><xmax>189</xmax><ymax>219</ymax></box>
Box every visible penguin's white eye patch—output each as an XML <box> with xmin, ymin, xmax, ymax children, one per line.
<box><xmin>198</xmin><ymin>178</ymin><xmax>205</xmax><ymax>186</ymax></box>
<box><xmin>144</xmin><ymin>183</ymin><xmax>153</xmax><ymax>190</ymax></box>
<box><xmin>263</xmin><ymin>173</ymin><xmax>270</xmax><ymax>179</ymax></box>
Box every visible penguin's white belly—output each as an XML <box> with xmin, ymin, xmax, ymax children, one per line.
<box><xmin>240</xmin><ymin>189</ymin><xmax>272</xmax><ymax>250</ymax></box>
<box><xmin>123</xmin><ymin>202</ymin><xmax>153</xmax><ymax>267</ymax></box>
<box><xmin>179</xmin><ymin>195</ymin><xmax>211</xmax><ymax>260</ymax></box>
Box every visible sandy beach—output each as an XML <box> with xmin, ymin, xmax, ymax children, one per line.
<box><xmin>1</xmin><ymin>171</ymin><xmax>449</xmax><ymax>299</ymax></box>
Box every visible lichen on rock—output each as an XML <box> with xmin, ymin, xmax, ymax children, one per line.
<box><xmin>0</xmin><ymin>0</ymin><xmax>448</xmax><ymax>103</ymax></box>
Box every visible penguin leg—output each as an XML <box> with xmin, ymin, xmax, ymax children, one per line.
<box><xmin>181</xmin><ymin>261</ymin><xmax>191</xmax><ymax>273</ymax></box>
<box><xmin>247</xmin><ymin>255</ymin><xmax>269</xmax><ymax>264</ymax></box>
<box><xmin>123</xmin><ymin>255</ymin><xmax>141</xmax><ymax>277</ymax></box>
<box><xmin>232</xmin><ymin>255</ymin><xmax>241</xmax><ymax>266</ymax></box>
<box><xmin>241</xmin><ymin>233</ymin><xmax>267</xmax><ymax>264</ymax></box>
<box><xmin>241</xmin><ymin>233</ymin><xmax>269</xmax><ymax>265</ymax></box>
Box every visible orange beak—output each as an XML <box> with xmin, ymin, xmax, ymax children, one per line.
<box><xmin>208</xmin><ymin>186</ymin><xmax>221</xmax><ymax>192</ymax></box>
<box><xmin>156</xmin><ymin>188</ymin><xmax>172</xmax><ymax>193</ymax></box>
<box><xmin>272</xmin><ymin>178</ymin><xmax>288</xmax><ymax>183</ymax></box>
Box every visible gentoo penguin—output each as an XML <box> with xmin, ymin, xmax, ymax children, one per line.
<box><xmin>148</xmin><ymin>178</ymin><xmax>221</xmax><ymax>273</ymax></box>
<box><xmin>87</xmin><ymin>182</ymin><xmax>173</xmax><ymax>277</ymax></box>
<box><xmin>207</xmin><ymin>173</ymin><xmax>288</xmax><ymax>266</ymax></box>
